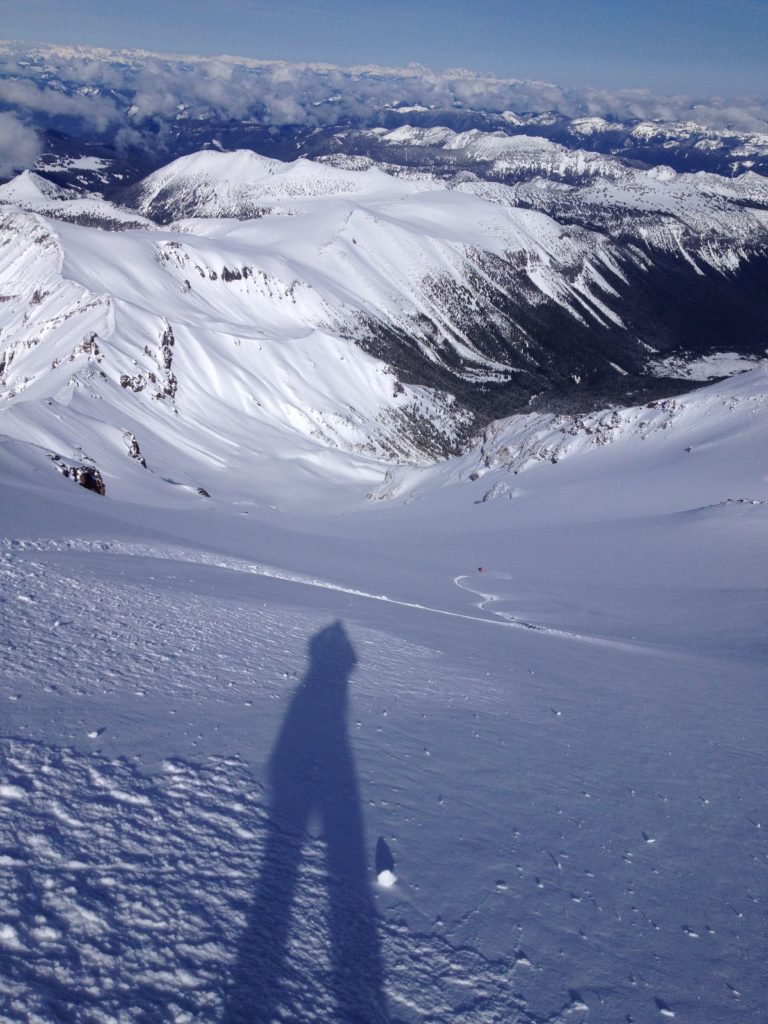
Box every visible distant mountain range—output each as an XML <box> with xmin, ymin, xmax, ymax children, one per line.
<box><xmin>1</xmin><ymin>41</ymin><xmax>767</xmax><ymax>178</ymax></box>
<box><xmin>0</xmin><ymin>44</ymin><xmax>765</xmax><ymax>500</ymax></box>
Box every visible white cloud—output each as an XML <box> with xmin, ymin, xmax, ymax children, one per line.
<box><xmin>0</xmin><ymin>111</ymin><xmax>41</xmax><ymax>177</ymax></box>
<box><xmin>0</xmin><ymin>77</ymin><xmax>120</xmax><ymax>131</ymax></box>
<box><xmin>0</xmin><ymin>43</ymin><xmax>765</xmax><ymax>135</ymax></box>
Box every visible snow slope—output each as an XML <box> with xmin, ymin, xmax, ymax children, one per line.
<box><xmin>1</xmin><ymin>360</ymin><xmax>766</xmax><ymax>1022</ymax></box>
<box><xmin>0</xmin><ymin>143</ymin><xmax>766</xmax><ymax>1023</ymax></box>
<box><xmin>0</xmin><ymin>171</ymin><xmax>154</xmax><ymax>229</ymax></box>
<box><xmin>0</xmin><ymin>201</ymin><xmax>481</xmax><ymax>505</ymax></box>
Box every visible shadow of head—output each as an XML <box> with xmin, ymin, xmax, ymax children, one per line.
<box><xmin>308</xmin><ymin>620</ymin><xmax>358</xmax><ymax>677</ymax></box>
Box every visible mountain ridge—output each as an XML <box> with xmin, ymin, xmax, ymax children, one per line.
<box><xmin>0</xmin><ymin>142</ymin><xmax>766</xmax><ymax>508</ymax></box>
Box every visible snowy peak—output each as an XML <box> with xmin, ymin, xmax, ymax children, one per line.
<box><xmin>0</xmin><ymin>169</ymin><xmax>155</xmax><ymax>229</ymax></box>
<box><xmin>129</xmin><ymin>149</ymin><xmax>281</xmax><ymax>222</ymax></box>
<box><xmin>0</xmin><ymin>169</ymin><xmax>79</xmax><ymax>204</ymax></box>
<box><xmin>130</xmin><ymin>148</ymin><xmax>402</xmax><ymax>222</ymax></box>
<box><xmin>568</xmin><ymin>116</ymin><xmax>624</xmax><ymax>136</ymax></box>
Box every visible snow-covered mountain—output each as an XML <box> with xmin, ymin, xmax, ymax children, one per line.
<box><xmin>127</xmin><ymin>149</ymin><xmax>391</xmax><ymax>221</ymax></box>
<box><xmin>0</xmin><ymin>142</ymin><xmax>766</xmax><ymax>505</ymax></box>
<box><xmin>0</xmin><ymin>170</ymin><xmax>153</xmax><ymax>228</ymax></box>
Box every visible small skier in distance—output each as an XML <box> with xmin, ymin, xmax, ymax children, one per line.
<box><xmin>477</xmin><ymin>566</ymin><xmax>485</xmax><ymax>573</ymax></box>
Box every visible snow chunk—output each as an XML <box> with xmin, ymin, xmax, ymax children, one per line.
<box><xmin>0</xmin><ymin>783</ymin><xmax>25</xmax><ymax>800</ymax></box>
<box><xmin>0</xmin><ymin>924</ymin><xmax>25</xmax><ymax>951</ymax></box>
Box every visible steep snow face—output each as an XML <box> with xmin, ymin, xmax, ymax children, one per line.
<box><xmin>367</xmin><ymin>367</ymin><xmax>768</xmax><ymax>507</ymax></box>
<box><xmin>1</xmin><ymin>177</ymin><xmax>765</xmax><ymax>516</ymax></box>
<box><xmin>0</xmin><ymin>167</ymin><xmax>649</xmax><ymax>483</ymax></box>
<box><xmin>119</xmin><ymin>147</ymin><xmax>677</xmax><ymax>362</ymax></box>
<box><xmin>120</xmin><ymin>149</ymin><xmax>768</xmax><ymax>387</ymax></box>
<box><xmin>0</xmin><ymin>206</ymin><xmax>483</xmax><ymax>506</ymax></box>
<box><xmin>0</xmin><ymin>170</ymin><xmax>78</xmax><ymax>204</ymax></box>
<box><xmin>0</xmin><ymin>209</ymin><xmax>115</xmax><ymax>409</ymax></box>
<box><xmin>468</xmin><ymin>367</ymin><xmax>768</xmax><ymax>502</ymax></box>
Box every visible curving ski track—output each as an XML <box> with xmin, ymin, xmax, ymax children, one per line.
<box><xmin>4</xmin><ymin>538</ymin><xmax>642</xmax><ymax>652</ymax></box>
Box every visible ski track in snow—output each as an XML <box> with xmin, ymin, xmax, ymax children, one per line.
<box><xmin>1</xmin><ymin>536</ymin><xmax>764</xmax><ymax>1023</ymax></box>
<box><xmin>0</xmin><ymin>128</ymin><xmax>766</xmax><ymax>1024</ymax></box>
<box><xmin>451</xmin><ymin>575</ymin><xmax>639</xmax><ymax>648</ymax></box>
<box><xmin>0</xmin><ymin>541</ymin><xmax>602</xmax><ymax>1024</ymax></box>
<box><xmin>1</xmin><ymin>541</ymin><xmax>554</xmax><ymax>1023</ymax></box>
<box><xmin>0</xmin><ymin>537</ymin><xmax>642</xmax><ymax>653</ymax></box>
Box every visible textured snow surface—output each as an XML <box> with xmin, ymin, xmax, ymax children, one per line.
<box><xmin>1</xmin><ymin>358</ymin><xmax>766</xmax><ymax>1021</ymax></box>
<box><xmin>1</xmin><ymin>533</ymin><xmax>764</xmax><ymax>1023</ymax></box>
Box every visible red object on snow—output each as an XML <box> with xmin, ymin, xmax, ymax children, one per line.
<box><xmin>478</xmin><ymin>567</ymin><xmax>484</xmax><ymax>573</ymax></box>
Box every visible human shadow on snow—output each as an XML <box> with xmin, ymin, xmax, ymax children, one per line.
<box><xmin>223</xmin><ymin>621</ymin><xmax>388</xmax><ymax>1023</ymax></box>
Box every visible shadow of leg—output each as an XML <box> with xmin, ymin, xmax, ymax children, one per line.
<box><xmin>224</xmin><ymin>623</ymin><xmax>388</xmax><ymax>1022</ymax></box>
<box><xmin>324</xmin><ymin>792</ymin><xmax>388</xmax><ymax>1023</ymax></box>
<box><xmin>223</xmin><ymin>798</ymin><xmax>308</xmax><ymax>1024</ymax></box>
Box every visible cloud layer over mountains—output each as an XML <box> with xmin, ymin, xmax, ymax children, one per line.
<box><xmin>0</xmin><ymin>42</ymin><xmax>766</xmax><ymax>164</ymax></box>
<box><xmin>0</xmin><ymin>110</ymin><xmax>41</xmax><ymax>177</ymax></box>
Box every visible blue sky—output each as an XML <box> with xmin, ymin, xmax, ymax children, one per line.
<box><xmin>2</xmin><ymin>0</ymin><xmax>766</xmax><ymax>95</ymax></box>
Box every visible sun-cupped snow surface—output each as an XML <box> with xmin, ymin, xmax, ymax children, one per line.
<box><xmin>1</xmin><ymin>349</ymin><xmax>766</xmax><ymax>1022</ymax></box>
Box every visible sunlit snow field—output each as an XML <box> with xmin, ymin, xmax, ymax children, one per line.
<box><xmin>1</xmin><ymin>371</ymin><xmax>766</xmax><ymax>1023</ymax></box>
